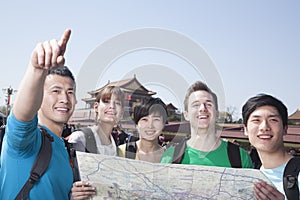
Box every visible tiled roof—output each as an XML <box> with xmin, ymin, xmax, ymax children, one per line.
<box><xmin>289</xmin><ymin>109</ymin><xmax>300</xmax><ymax>120</ymax></box>
<box><xmin>88</xmin><ymin>76</ymin><xmax>156</xmax><ymax>95</ymax></box>
<box><xmin>166</xmin><ymin>103</ymin><xmax>178</xmax><ymax>110</ymax></box>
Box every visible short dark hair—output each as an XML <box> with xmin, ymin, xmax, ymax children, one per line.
<box><xmin>184</xmin><ymin>81</ymin><xmax>218</xmax><ymax>111</ymax></box>
<box><xmin>133</xmin><ymin>97</ymin><xmax>168</xmax><ymax>125</ymax></box>
<box><xmin>48</xmin><ymin>66</ymin><xmax>75</xmax><ymax>82</ymax></box>
<box><xmin>242</xmin><ymin>94</ymin><xmax>288</xmax><ymax>127</ymax></box>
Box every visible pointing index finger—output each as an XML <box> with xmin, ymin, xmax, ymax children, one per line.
<box><xmin>58</xmin><ymin>29</ymin><xmax>71</xmax><ymax>56</ymax></box>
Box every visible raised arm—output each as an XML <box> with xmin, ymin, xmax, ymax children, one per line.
<box><xmin>13</xmin><ymin>29</ymin><xmax>71</xmax><ymax>121</ymax></box>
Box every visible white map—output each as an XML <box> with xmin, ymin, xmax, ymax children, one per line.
<box><xmin>76</xmin><ymin>151</ymin><xmax>273</xmax><ymax>200</ymax></box>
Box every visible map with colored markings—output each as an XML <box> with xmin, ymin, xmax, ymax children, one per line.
<box><xmin>76</xmin><ymin>152</ymin><xmax>272</xmax><ymax>200</ymax></box>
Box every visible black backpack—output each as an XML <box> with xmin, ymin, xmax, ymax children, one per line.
<box><xmin>0</xmin><ymin>125</ymin><xmax>80</xmax><ymax>199</ymax></box>
<box><xmin>1</xmin><ymin>125</ymin><xmax>54</xmax><ymax>200</ymax></box>
<box><xmin>125</xmin><ymin>141</ymin><xmax>138</xmax><ymax>159</ymax></box>
<box><xmin>124</xmin><ymin>140</ymin><xmax>242</xmax><ymax>167</ymax></box>
<box><xmin>249</xmin><ymin>147</ymin><xmax>262</xmax><ymax>169</ymax></box>
<box><xmin>76</xmin><ymin>127</ymin><xmax>119</xmax><ymax>154</ymax></box>
<box><xmin>283</xmin><ymin>156</ymin><xmax>300</xmax><ymax>200</ymax></box>
<box><xmin>169</xmin><ymin>139</ymin><xmax>242</xmax><ymax>168</ymax></box>
<box><xmin>78</xmin><ymin>127</ymin><xmax>98</xmax><ymax>153</ymax></box>
<box><xmin>170</xmin><ymin>140</ymin><xmax>300</xmax><ymax>199</ymax></box>
<box><xmin>122</xmin><ymin>140</ymin><xmax>300</xmax><ymax>199</ymax></box>
<box><xmin>0</xmin><ymin>125</ymin><xmax>5</xmax><ymax>153</ymax></box>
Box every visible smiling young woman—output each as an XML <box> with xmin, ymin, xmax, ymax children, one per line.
<box><xmin>118</xmin><ymin>97</ymin><xmax>168</xmax><ymax>163</ymax></box>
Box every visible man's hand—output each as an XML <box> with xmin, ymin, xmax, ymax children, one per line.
<box><xmin>30</xmin><ymin>29</ymin><xmax>71</xmax><ymax>70</ymax></box>
<box><xmin>254</xmin><ymin>181</ymin><xmax>285</xmax><ymax>200</ymax></box>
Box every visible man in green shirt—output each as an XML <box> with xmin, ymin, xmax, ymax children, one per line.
<box><xmin>161</xmin><ymin>81</ymin><xmax>253</xmax><ymax>168</ymax></box>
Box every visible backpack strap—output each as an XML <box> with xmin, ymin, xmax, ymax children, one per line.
<box><xmin>227</xmin><ymin>141</ymin><xmax>242</xmax><ymax>168</ymax></box>
<box><xmin>125</xmin><ymin>141</ymin><xmax>137</xmax><ymax>159</ymax></box>
<box><xmin>283</xmin><ymin>157</ymin><xmax>300</xmax><ymax>200</ymax></box>
<box><xmin>172</xmin><ymin>139</ymin><xmax>187</xmax><ymax>164</ymax></box>
<box><xmin>79</xmin><ymin>127</ymin><xmax>97</xmax><ymax>153</ymax></box>
<box><xmin>15</xmin><ymin>126</ymin><xmax>54</xmax><ymax>200</ymax></box>
<box><xmin>249</xmin><ymin>147</ymin><xmax>262</xmax><ymax>169</ymax></box>
<box><xmin>0</xmin><ymin>125</ymin><xmax>5</xmax><ymax>154</ymax></box>
<box><xmin>64</xmin><ymin>139</ymin><xmax>81</xmax><ymax>182</ymax></box>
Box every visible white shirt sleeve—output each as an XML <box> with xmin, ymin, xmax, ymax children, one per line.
<box><xmin>68</xmin><ymin>130</ymin><xmax>86</xmax><ymax>152</ymax></box>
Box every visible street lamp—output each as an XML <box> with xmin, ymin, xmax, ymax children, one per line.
<box><xmin>2</xmin><ymin>86</ymin><xmax>17</xmax><ymax>123</ymax></box>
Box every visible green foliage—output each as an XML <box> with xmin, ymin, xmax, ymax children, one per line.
<box><xmin>218</xmin><ymin>111</ymin><xmax>233</xmax><ymax>123</ymax></box>
<box><xmin>236</xmin><ymin>118</ymin><xmax>243</xmax><ymax>124</ymax></box>
<box><xmin>167</xmin><ymin>111</ymin><xmax>184</xmax><ymax>122</ymax></box>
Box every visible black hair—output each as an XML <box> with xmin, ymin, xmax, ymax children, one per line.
<box><xmin>133</xmin><ymin>97</ymin><xmax>168</xmax><ymax>125</ymax></box>
<box><xmin>48</xmin><ymin>66</ymin><xmax>75</xmax><ymax>82</ymax></box>
<box><xmin>242</xmin><ymin>94</ymin><xmax>288</xmax><ymax>127</ymax></box>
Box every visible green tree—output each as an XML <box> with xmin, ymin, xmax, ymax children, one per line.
<box><xmin>218</xmin><ymin>106</ymin><xmax>238</xmax><ymax>123</ymax></box>
<box><xmin>167</xmin><ymin>110</ymin><xmax>183</xmax><ymax>122</ymax></box>
<box><xmin>218</xmin><ymin>111</ymin><xmax>232</xmax><ymax>123</ymax></box>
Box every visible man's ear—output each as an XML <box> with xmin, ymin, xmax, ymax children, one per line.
<box><xmin>183</xmin><ymin>111</ymin><xmax>189</xmax><ymax>121</ymax></box>
<box><xmin>243</xmin><ymin>125</ymin><xmax>248</xmax><ymax>136</ymax></box>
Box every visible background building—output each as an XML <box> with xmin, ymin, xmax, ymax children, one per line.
<box><xmin>288</xmin><ymin>109</ymin><xmax>300</xmax><ymax>125</ymax></box>
<box><xmin>69</xmin><ymin>75</ymin><xmax>178</xmax><ymax>135</ymax></box>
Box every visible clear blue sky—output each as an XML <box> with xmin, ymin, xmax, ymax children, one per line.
<box><xmin>0</xmin><ymin>1</ymin><xmax>299</xmax><ymax>119</ymax></box>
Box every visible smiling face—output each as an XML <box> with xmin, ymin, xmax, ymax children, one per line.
<box><xmin>39</xmin><ymin>74</ymin><xmax>77</xmax><ymax>126</ymax></box>
<box><xmin>136</xmin><ymin>111</ymin><xmax>165</xmax><ymax>141</ymax></box>
<box><xmin>244</xmin><ymin>105</ymin><xmax>287</xmax><ymax>153</ymax></box>
<box><xmin>184</xmin><ymin>90</ymin><xmax>218</xmax><ymax>131</ymax></box>
<box><xmin>94</xmin><ymin>93</ymin><xmax>123</xmax><ymax>125</ymax></box>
